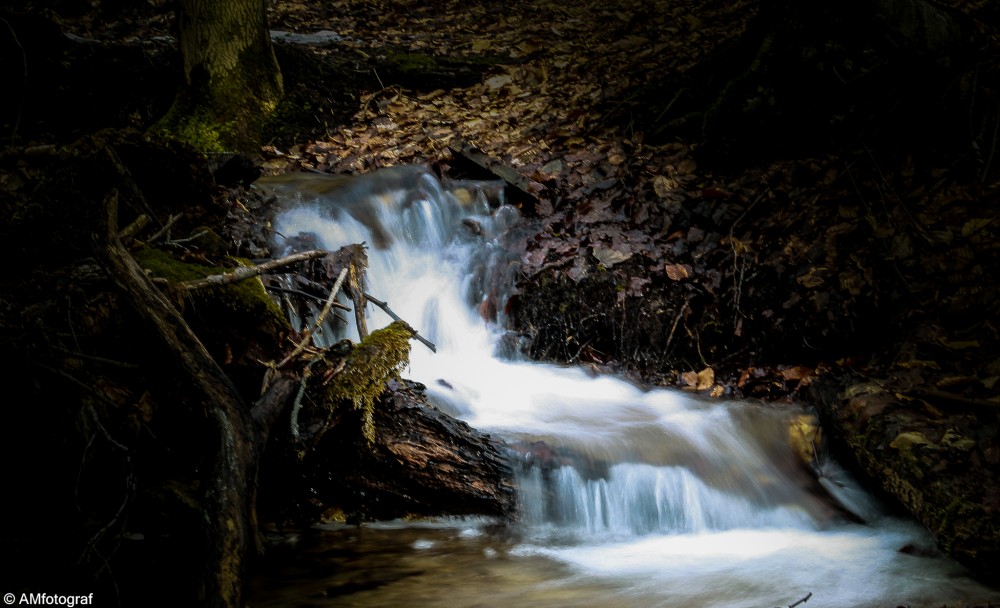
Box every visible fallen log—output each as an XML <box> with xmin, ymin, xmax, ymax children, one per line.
<box><xmin>448</xmin><ymin>137</ymin><xmax>543</xmax><ymax>215</ymax></box>
<box><xmin>264</xmin><ymin>379</ymin><xmax>517</xmax><ymax>523</ymax></box>
<box><xmin>809</xmin><ymin>372</ymin><xmax>1000</xmax><ymax>583</ymax></box>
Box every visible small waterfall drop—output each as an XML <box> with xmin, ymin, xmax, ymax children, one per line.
<box><xmin>257</xmin><ymin>167</ymin><xmax>1000</xmax><ymax>608</ymax></box>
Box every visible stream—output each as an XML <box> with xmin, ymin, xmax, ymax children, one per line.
<box><xmin>249</xmin><ymin>167</ymin><xmax>999</xmax><ymax>607</ymax></box>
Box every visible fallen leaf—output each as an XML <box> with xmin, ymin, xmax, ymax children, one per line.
<box><xmin>677</xmin><ymin>158</ymin><xmax>697</xmax><ymax>174</ymax></box>
<box><xmin>664</xmin><ymin>263</ymin><xmax>689</xmax><ymax>280</ymax></box>
<box><xmin>780</xmin><ymin>366</ymin><xmax>813</xmax><ymax>381</ymax></box>
<box><xmin>890</xmin><ymin>431</ymin><xmax>932</xmax><ymax>450</ymax></box>
<box><xmin>485</xmin><ymin>74</ymin><xmax>513</xmax><ymax>90</ymax></box>
<box><xmin>592</xmin><ymin>245</ymin><xmax>631</xmax><ymax>267</ymax></box>
<box><xmin>653</xmin><ymin>175</ymin><xmax>678</xmax><ymax>197</ymax></box>
<box><xmin>681</xmin><ymin>371</ymin><xmax>698</xmax><ymax>388</ymax></box>
<box><xmin>696</xmin><ymin>367</ymin><xmax>714</xmax><ymax>390</ymax></box>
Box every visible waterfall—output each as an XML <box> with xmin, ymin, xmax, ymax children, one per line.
<box><xmin>257</xmin><ymin>167</ymin><xmax>1000</xmax><ymax>608</ymax></box>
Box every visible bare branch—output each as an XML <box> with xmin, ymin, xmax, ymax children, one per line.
<box><xmin>362</xmin><ymin>291</ymin><xmax>437</xmax><ymax>353</ymax></box>
<box><xmin>274</xmin><ymin>267</ymin><xmax>349</xmax><ymax>369</ymax></box>
<box><xmin>264</xmin><ymin>285</ymin><xmax>352</xmax><ymax>310</ymax></box>
<box><xmin>179</xmin><ymin>250</ymin><xmax>330</xmax><ymax>291</ymax></box>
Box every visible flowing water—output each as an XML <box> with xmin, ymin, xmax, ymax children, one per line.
<box><xmin>249</xmin><ymin>167</ymin><xmax>999</xmax><ymax>607</ymax></box>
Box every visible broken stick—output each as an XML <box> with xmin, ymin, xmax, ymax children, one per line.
<box><xmin>274</xmin><ymin>267</ymin><xmax>350</xmax><ymax>369</ymax></box>
<box><xmin>179</xmin><ymin>249</ymin><xmax>330</xmax><ymax>291</ymax></box>
<box><xmin>362</xmin><ymin>291</ymin><xmax>437</xmax><ymax>353</ymax></box>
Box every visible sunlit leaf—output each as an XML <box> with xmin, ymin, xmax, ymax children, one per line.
<box><xmin>696</xmin><ymin>367</ymin><xmax>714</xmax><ymax>390</ymax></box>
<box><xmin>664</xmin><ymin>263</ymin><xmax>689</xmax><ymax>280</ymax></box>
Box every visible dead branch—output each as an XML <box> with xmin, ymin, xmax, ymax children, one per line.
<box><xmin>289</xmin><ymin>356</ymin><xmax>321</xmax><ymax>440</ymax></box>
<box><xmin>274</xmin><ymin>267</ymin><xmax>349</xmax><ymax>369</ymax></box>
<box><xmin>362</xmin><ymin>291</ymin><xmax>437</xmax><ymax>353</ymax></box>
<box><xmin>166</xmin><ymin>228</ymin><xmax>210</xmax><ymax>246</ymax></box>
<box><xmin>264</xmin><ymin>285</ymin><xmax>352</xmax><ymax>310</ymax></box>
<box><xmin>96</xmin><ymin>188</ymin><xmax>257</xmax><ymax>608</ymax></box>
<box><xmin>146</xmin><ymin>213</ymin><xmax>181</xmax><ymax>244</ymax></box>
<box><xmin>449</xmin><ymin>138</ymin><xmax>544</xmax><ymax>200</ymax></box>
<box><xmin>782</xmin><ymin>591</ymin><xmax>813</xmax><ymax>608</ymax></box>
<box><xmin>179</xmin><ymin>250</ymin><xmax>330</xmax><ymax>291</ymax></box>
<box><xmin>118</xmin><ymin>214</ymin><xmax>150</xmax><ymax>242</ymax></box>
<box><xmin>349</xmin><ymin>264</ymin><xmax>369</xmax><ymax>340</ymax></box>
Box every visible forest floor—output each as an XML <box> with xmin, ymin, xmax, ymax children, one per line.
<box><xmin>4</xmin><ymin>0</ymin><xmax>1000</xmax><ymax>590</ymax></box>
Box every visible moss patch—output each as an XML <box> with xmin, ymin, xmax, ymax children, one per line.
<box><xmin>324</xmin><ymin>321</ymin><xmax>413</xmax><ymax>444</ymax></box>
<box><xmin>151</xmin><ymin>105</ymin><xmax>236</xmax><ymax>154</ymax></box>
<box><xmin>133</xmin><ymin>246</ymin><xmax>289</xmax><ymax>377</ymax></box>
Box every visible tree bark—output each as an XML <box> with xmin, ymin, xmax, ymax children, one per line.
<box><xmin>162</xmin><ymin>0</ymin><xmax>283</xmax><ymax>150</ymax></box>
<box><xmin>263</xmin><ymin>380</ymin><xmax>518</xmax><ymax>524</ymax></box>
<box><xmin>96</xmin><ymin>188</ymin><xmax>258</xmax><ymax>608</ymax></box>
<box><xmin>809</xmin><ymin>373</ymin><xmax>1000</xmax><ymax>583</ymax></box>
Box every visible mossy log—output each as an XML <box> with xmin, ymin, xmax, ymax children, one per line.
<box><xmin>810</xmin><ymin>373</ymin><xmax>1000</xmax><ymax>583</ymax></box>
<box><xmin>265</xmin><ymin>379</ymin><xmax>518</xmax><ymax>524</ymax></box>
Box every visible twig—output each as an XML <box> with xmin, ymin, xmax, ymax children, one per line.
<box><xmin>118</xmin><ymin>214</ymin><xmax>150</xmax><ymax>242</ymax></box>
<box><xmin>290</xmin><ymin>357</ymin><xmax>321</xmax><ymax>440</ymax></box>
<box><xmin>146</xmin><ymin>214</ymin><xmax>181</xmax><ymax>244</ymax></box>
<box><xmin>53</xmin><ymin>346</ymin><xmax>140</xmax><ymax>369</ymax></box>
<box><xmin>664</xmin><ymin>300</ymin><xmax>689</xmax><ymax>354</ymax></box>
<box><xmin>264</xmin><ymin>285</ymin><xmax>352</xmax><ymax>310</ymax></box>
<box><xmin>361</xmin><ymin>291</ymin><xmax>437</xmax><ymax>353</ymax></box>
<box><xmin>275</xmin><ymin>267</ymin><xmax>349</xmax><ymax>369</ymax></box>
<box><xmin>350</xmin><ymin>264</ymin><xmax>369</xmax><ymax>340</ymax></box>
<box><xmin>786</xmin><ymin>591</ymin><xmax>812</xmax><ymax>608</ymax></box>
<box><xmin>165</xmin><ymin>228</ymin><xmax>210</xmax><ymax>246</ymax></box>
<box><xmin>2</xmin><ymin>17</ymin><xmax>28</xmax><ymax>146</ymax></box>
<box><xmin>179</xmin><ymin>250</ymin><xmax>330</xmax><ymax>291</ymax></box>
<box><xmin>912</xmin><ymin>388</ymin><xmax>1000</xmax><ymax>410</ymax></box>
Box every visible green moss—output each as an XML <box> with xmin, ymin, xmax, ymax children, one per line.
<box><xmin>385</xmin><ymin>50</ymin><xmax>438</xmax><ymax>73</ymax></box>
<box><xmin>325</xmin><ymin>321</ymin><xmax>413</xmax><ymax>444</ymax></box>
<box><xmin>135</xmin><ymin>246</ymin><xmax>218</xmax><ymax>282</ymax></box>
<box><xmin>151</xmin><ymin>105</ymin><xmax>234</xmax><ymax>153</ymax></box>
<box><xmin>134</xmin><ymin>246</ymin><xmax>289</xmax><ymax>345</ymax></box>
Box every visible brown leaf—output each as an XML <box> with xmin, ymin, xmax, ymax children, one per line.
<box><xmin>696</xmin><ymin>367</ymin><xmax>715</xmax><ymax>390</ymax></box>
<box><xmin>592</xmin><ymin>245</ymin><xmax>631</xmax><ymax>267</ymax></box>
<box><xmin>681</xmin><ymin>371</ymin><xmax>698</xmax><ymax>388</ymax></box>
<box><xmin>653</xmin><ymin>175</ymin><xmax>678</xmax><ymax>197</ymax></box>
<box><xmin>664</xmin><ymin>263</ymin><xmax>689</xmax><ymax>281</ymax></box>
<box><xmin>779</xmin><ymin>366</ymin><xmax>813</xmax><ymax>381</ymax></box>
<box><xmin>608</xmin><ymin>152</ymin><xmax>627</xmax><ymax>165</ymax></box>
<box><xmin>677</xmin><ymin>158</ymin><xmax>697</xmax><ymax>174</ymax></box>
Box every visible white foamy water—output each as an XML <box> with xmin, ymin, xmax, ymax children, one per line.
<box><xmin>258</xmin><ymin>167</ymin><xmax>1000</xmax><ymax>608</ymax></box>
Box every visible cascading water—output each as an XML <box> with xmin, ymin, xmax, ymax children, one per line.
<box><xmin>251</xmin><ymin>167</ymin><xmax>999</xmax><ymax>608</ymax></box>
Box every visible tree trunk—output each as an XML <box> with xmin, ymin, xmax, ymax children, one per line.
<box><xmin>160</xmin><ymin>0</ymin><xmax>283</xmax><ymax>151</ymax></box>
